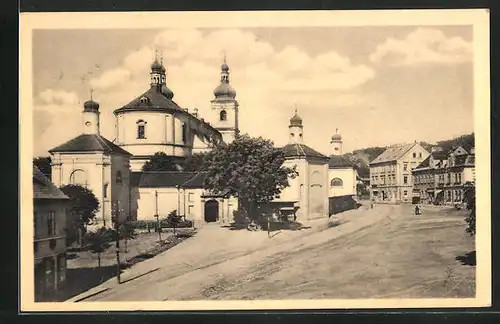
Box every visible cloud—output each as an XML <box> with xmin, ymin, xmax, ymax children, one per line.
<box><xmin>369</xmin><ymin>27</ymin><xmax>472</xmax><ymax>65</ymax></box>
<box><xmin>37</xmin><ymin>89</ymin><xmax>79</xmax><ymax>106</ymax></box>
<box><xmin>90</xmin><ymin>68</ymin><xmax>131</xmax><ymax>90</ymax></box>
<box><xmin>35</xmin><ymin>28</ymin><xmax>378</xmax><ymax>156</ymax></box>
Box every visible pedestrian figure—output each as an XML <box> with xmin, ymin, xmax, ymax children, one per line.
<box><xmin>415</xmin><ymin>205</ymin><xmax>421</xmax><ymax>215</ymax></box>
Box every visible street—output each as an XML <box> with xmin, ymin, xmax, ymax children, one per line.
<box><xmin>70</xmin><ymin>204</ymin><xmax>475</xmax><ymax>301</ymax></box>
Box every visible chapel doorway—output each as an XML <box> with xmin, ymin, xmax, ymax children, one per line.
<box><xmin>204</xmin><ymin>200</ymin><xmax>219</xmax><ymax>223</ymax></box>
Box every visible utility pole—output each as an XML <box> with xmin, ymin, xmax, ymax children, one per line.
<box><xmin>155</xmin><ymin>190</ymin><xmax>162</xmax><ymax>243</ymax></box>
<box><xmin>113</xmin><ymin>201</ymin><xmax>121</xmax><ymax>284</ymax></box>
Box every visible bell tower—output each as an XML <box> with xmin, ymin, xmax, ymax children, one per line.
<box><xmin>331</xmin><ymin>128</ymin><xmax>343</xmax><ymax>156</ymax></box>
<box><xmin>82</xmin><ymin>89</ymin><xmax>100</xmax><ymax>135</ymax></box>
<box><xmin>289</xmin><ymin>107</ymin><xmax>304</xmax><ymax>144</ymax></box>
<box><xmin>211</xmin><ymin>55</ymin><xmax>239</xmax><ymax>144</ymax></box>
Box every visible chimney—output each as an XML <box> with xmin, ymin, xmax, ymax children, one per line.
<box><xmin>193</xmin><ymin>108</ymin><xmax>199</xmax><ymax>117</ymax></box>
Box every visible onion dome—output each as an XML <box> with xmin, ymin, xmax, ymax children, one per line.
<box><xmin>331</xmin><ymin>133</ymin><xmax>342</xmax><ymax>141</ymax></box>
<box><xmin>331</xmin><ymin>129</ymin><xmax>342</xmax><ymax>141</ymax></box>
<box><xmin>161</xmin><ymin>84</ymin><xmax>174</xmax><ymax>99</ymax></box>
<box><xmin>213</xmin><ymin>83</ymin><xmax>236</xmax><ymax>98</ymax></box>
<box><xmin>221</xmin><ymin>61</ymin><xmax>229</xmax><ymax>72</ymax></box>
<box><xmin>83</xmin><ymin>99</ymin><xmax>99</xmax><ymax>112</ymax></box>
<box><xmin>289</xmin><ymin>111</ymin><xmax>302</xmax><ymax>126</ymax></box>
<box><xmin>151</xmin><ymin>59</ymin><xmax>163</xmax><ymax>72</ymax></box>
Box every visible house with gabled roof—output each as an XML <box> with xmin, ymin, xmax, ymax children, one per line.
<box><xmin>33</xmin><ymin>166</ymin><xmax>69</xmax><ymax>301</ymax></box>
<box><xmin>412</xmin><ymin>144</ymin><xmax>475</xmax><ymax>205</ymax></box>
<box><xmin>369</xmin><ymin>142</ymin><xmax>430</xmax><ymax>203</ymax></box>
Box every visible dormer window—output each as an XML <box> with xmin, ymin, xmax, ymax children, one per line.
<box><xmin>137</xmin><ymin>120</ymin><xmax>147</xmax><ymax>139</ymax></box>
<box><xmin>220</xmin><ymin>110</ymin><xmax>227</xmax><ymax>121</ymax></box>
<box><xmin>139</xmin><ymin>96</ymin><xmax>149</xmax><ymax>104</ymax></box>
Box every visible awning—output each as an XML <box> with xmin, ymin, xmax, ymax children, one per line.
<box><xmin>426</xmin><ymin>188</ymin><xmax>435</xmax><ymax>192</ymax></box>
<box><xmin>435</xmin><ymin>190</ymin><xmax>443</xmax><ymax>195</ymax></box>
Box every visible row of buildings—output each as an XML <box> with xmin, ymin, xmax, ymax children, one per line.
<box><xmin>369</xmin><ymin>142</ymin><xmax>475</xmax><ymax>205</ymax></box>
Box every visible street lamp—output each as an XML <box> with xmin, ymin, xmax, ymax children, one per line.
<box><xmin>154</xmin><ymin>190</ymin><xmax>162</xmax><ymax>243</ymax></box>
<box><xmin>112</xmin><ymin>201</ymin><xmax>123</xmax><ymax>284</ymax></box>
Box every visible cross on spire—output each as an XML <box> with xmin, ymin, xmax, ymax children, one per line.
<box><xmin>223</xmin><ymin>50</ymin><xmax>227</xmax><ymax>64</ymax></box>
<box><xmin>336</xmin><ymin>128</ymin><xmax>338</xmax><ymax>134</ymax></box>
<box><xmin>90</xmin><ymin>88</ymin><xmax>94</xmax><ymax>100</ymax></box>
<box><xmin>294</xmin><ymin>102</ymin><xmax>298</xmax><ymax>115</ymax></box>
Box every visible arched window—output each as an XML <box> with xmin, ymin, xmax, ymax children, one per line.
<box><xmin>137</xmin><ymin>120</ymin><xmax>146</xmax><ymax>139</ymax></box>
<box><xmin>220</xmin><ymin>110</ymin><xmax>227</xmax><ymax>121</ymax></box>
<box><xmin>69</xmin><ymin>169</ymin><xmax>86</xmax><ymax>187</ymax></box>
<box><xmin>330</xmin><ymin>177</ymin><xmax>343</xmax><ymax>187</ymax></box>
<box><xmin>116</xmin><ymin>171</ymin><xmax>122</xmax><ymax>184</ymax></box>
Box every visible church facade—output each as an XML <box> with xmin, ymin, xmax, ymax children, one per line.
<box><xmin>49</xmin><ymin>57</ymin><xmax>240</xmax><ymax>228</ymax></box>
<box><xmin>273</xmin><ymin>110</ymin><xmax>330</xmax><ymax>221</ymax></box>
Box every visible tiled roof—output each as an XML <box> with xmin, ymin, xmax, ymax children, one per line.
<box><xmin>432</xmin><ymin>150</ymin><xmax>451</xmax><ymax>160</ymax></box>
<box><xmin>181</xmin><ymin>171</ymin><xmax>208</xmax><ymax>188</ymax></box>
<box><xmin>33</xmin><ymin>166</ymin><xmax>69</xmax><ymax>200</ymax></box>
<box><xmin>370</xmin><ymin>143</ymin><xmax>415</xmax><ymax>164</ymax></box>
<box><xmin>281</xmin><ymin>143</ymin><xmax>328</xmax><ymax>159</ymax></box>
<box><xmin>49</xmin><ymin>134</ymin><xmax>132</xmax><ymax>156</ymax></box>
<box><xmin>328</xmin><ymin>155</ymin><xmax>356</xmax><ymax>169</ymax></box>
<box><xmin>414</xmin><ymin>156</ymin><xmax>431</xmax><ymax>169</ymax></box>
<box><xmin>131</xmin><ymin>171</ymin><xmax>208</xmax><ymax>189</ymax></box>
<box><xmin>113</xmin><ymin>86</ymin><xmax>185</xmax><ymax>114</ymax></box>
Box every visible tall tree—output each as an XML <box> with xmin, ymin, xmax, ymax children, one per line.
<box><xmin>85</xmin><ymin>227</ymin><xmax>112</xmax><ymax>268</ymax></box>
<box><xmin>60</xmin><ymin>184</ymin><xmax>100</xmax><ymax>246</ymax></box>
<box><xmin>203</xmin><ymin>134</ymin><xmax>297</xmax><ymax>220</ymax></box>
<box><xmin>33</xmin><ymin>156</ymin><xmax>52</xmax><ymax>180</ymax></box>
<box><xmin>182</xmin><ymin>152</ymin><xmax>209</xmax><ymax>171</ymax></box>
<box><xmin>142</xmin><ymin>152</ymin><xmax>181</xmax><ymax>172</ymax></box>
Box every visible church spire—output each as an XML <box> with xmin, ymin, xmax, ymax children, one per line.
<box><xmin>83</xmin><ymin>89</ymin><xmax>100</xmax><ymax>135</ymax></box>
<box><xmin>213</xmin><ymin>54</ymin><xmax>236</xmax><ymax>99</ymax></box>
<box><xmin>289</xmin><ymin>106</ymin><xmax>303</xmax><ymax>144</ymax></box>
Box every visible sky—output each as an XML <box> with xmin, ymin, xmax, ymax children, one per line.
<box><xmin>32</xmin><ymin>26</ymin><xmax>474</xmax><ymax>157</ymax></box>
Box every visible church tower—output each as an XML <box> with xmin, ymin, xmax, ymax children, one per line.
<box><xmin>82</xmin><ymin>90</ymin><xmax>100</xmax><ymax>135</ymax></box>
<box><xmin>211</xmin><ymin>55</ymin><xmax>239</xmax><ymax>143</ymax></box>
<box><xmin>330</xmin><ymin>128</ymin><xmax>343</xmax><ymax>155</ymax></box>
<box><xmin>289</xmin><ymin>108</ymin><xmax>304</xmax><ymax>144</ymax></box>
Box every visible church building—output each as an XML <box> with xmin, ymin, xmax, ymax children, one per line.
<box><xmin>273</xmin><ymin>110</ymin><xmax>330</xmax><ymax>221</ymax></box>
<box><xmin>327</xmin><ymin>130</ymin><xmax>358</xmax><ymax>198</ymax></box>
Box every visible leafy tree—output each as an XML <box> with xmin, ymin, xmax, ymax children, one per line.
<box><xmin>33</xmin><ymin>156</ymin><xmax>52</xmax><ymax>180</ymax></box>
<box><xmin>85</xmin><ymin>227</ymin><xmax>112</xmax><ymax>268</ymax></box>
<box><xmin>203</xmin><ymin>133</ymin><xmax>298</xmax><ymax>221</ymax></box>
<box><xmin>60</xmin><ymin>184</ymin><xmax>100</xmax><ymax>246</ymax></box>
<box><xmin>182</xmin><ymin>152</ymin><xmax>209</xmax><ymax>171</ymax></box>
<box><xmin>166</xmin><ymin>210</ymin><xmax>182</xmax><ymax>236</ymax></box>
<box><xmin>142</xmin><ymin>152</ymin><xmax>182</xmax><ymax>172</ymax></box>
<box><xmin>463</xmin><ymin>182</ymin><xmax>476</xmax><ymax>236</ymax></box>
<box><xmin>118</xmin><ymin>222</ymin><xmax>137</xmax><ymax>253</ymax></box>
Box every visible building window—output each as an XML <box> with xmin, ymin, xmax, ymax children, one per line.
<box><xmin>182</xmin><ymin>124</ymin><xmax>187</xmax><ymax>143</ymax></box>
<box><xmin>330</xmin><ymin>178</ymin><xmax>343</xmax><ymax>187</ymax></box>
<box><xmin>458</xmin><ymin>173</ymin><xmax>462</xmax><ymax>184</ymax></box>
<box><xmin>137</xmin><ymin>120</ymin><xmax>146</xmax><ymax>139</ymax></box>
<box><xmin>116</xmin><ymin>171</ymin><xmax>122</xmax><ymax>184</ymax></box>
<box><xmin>403</xmin><ymin>163</ymin><xmax>408</xmax><ymax>171</ymax></box>
<box><xmin>404</xmin><ymin>190</ymin><xmax>408</xmax><ymax>196</ymax></box>
<box><xmin>69</xmin><ymin>169</ymin><xmax>86</xmax><ymax>186</ymax></box>
<box><xmin>47</xmin><ymin>211</ymin><xmax>55</xmax><ymax>236</ymax></box>
<box><xmin>220</xmin><ymin>110</ymin><xmax>227</xmax><ymax>121</ymax></box>
<box><xmin>334</xmin><ymin>147</ymin><xmax>339</xmax><ymax>151</ymax></box>
<box><xmin>188</xmin><ymin>193</ymin><xmax>194</xmax><ymax>202</ymax></box>
<box><xmin>49</xmin><ymin>239</ymin><xmax>57</xmax><ymax>250</ymax></box>
<box><xmin>419</xmin><ymin>152</ymin><xmax>422</xmax><ymax>158</ymax></box>
<box><xmin>403</xmin><ymin>176</ymin><xmax>408</xmax><ymax>184</ymax></box>
<box><xmin>412</xmin><ymin>153</ymin><xmax>416</xmax><ymax>158</ymax></box>
<box><xmin>103</xmin><ymin>183</ymin><xmax>109</xmax><ymax>198</ymax></box>
<box><xmin>188</xmin><ymin>205</ymin><xmax>194</xmax><ymax>216</ymax></box>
